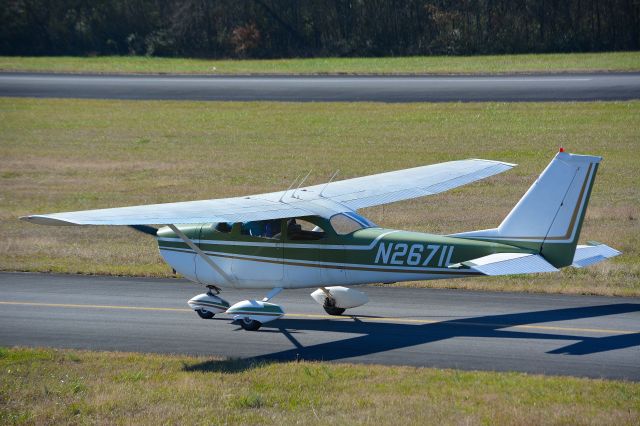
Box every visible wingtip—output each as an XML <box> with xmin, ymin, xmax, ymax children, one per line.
<box><xmin>468</xmin><ymin>158</ymin><xmax>517</xmax><ymax>168</ymax></box>
<box><xmin>19</xmin><ymin>215</ymin><xmax>77</xmax><ymax>226</ymax></box>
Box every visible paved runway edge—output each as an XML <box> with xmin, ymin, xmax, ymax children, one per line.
<box><xmin>1</xmin><ymin>72</ymin><xmax>639</xmax><ymax>102</ymax></box>
<box><xmin>0</xmin><ymin>272</ymin><xmax>638</xmax><ymax>380</ymax></box>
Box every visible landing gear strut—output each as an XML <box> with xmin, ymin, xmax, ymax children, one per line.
<box><xmin>206</xmin><ymin>284</ymin><xmax>221</xmax><ymax>294</ymax></box>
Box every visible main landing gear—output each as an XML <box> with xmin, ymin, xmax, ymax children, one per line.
<box><xmin>187</xmin><ymin>285</ymin><xmax>230</xmax><ymax>319</ymax></box>
<box><xmin>195</xmin><ymin>308</ymin><xmax>215</xmax><ymax>319</ymax></box>
<box><xmin>226</xmin><ymin>288</ymin><xmax>285</xmax><ymax>331</ymax></box>
<box><xmin>189</xmin><ymin>285</ymin><xmax>370</xmax><ymax>329</ymax></box>
<box><xmin>238</xmin><ymin>316</ymin><xmax>262</xmax><ymax>331</ymax></box>
<box><xmin>187</xmin><ymin>286</ymin><xmax>285</xmax><ymax>331</ymax></box>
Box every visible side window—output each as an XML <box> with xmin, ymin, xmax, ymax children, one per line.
<box><xmin>240</xmin><ymin>220</ymin><xmax>281</xmax><ymax>239</ymax></box>
<box><xmin>286</xmin><ymin>218</ymin><xmax>326</xmax><ymax>241</ymax></box>
<box><xmin>330</xmin><ymin>214</ymin><xmax>364</xmax><ymax>235</ymax></box>
<box><xmin>214</xmin><ymin>222</ymin><xmax>232</xmax><ymax>233</ymax></box>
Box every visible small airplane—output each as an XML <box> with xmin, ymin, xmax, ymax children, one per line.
<box><xmin>21</xmin><ymin>149</ymin><xmax>620</xmax><ymax>330</ymax></box>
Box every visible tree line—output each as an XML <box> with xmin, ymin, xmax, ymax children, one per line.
<box><xmin>1</xmin><ymin>0</ymin><xmax>638</xmax><ymax>58</ymax></box>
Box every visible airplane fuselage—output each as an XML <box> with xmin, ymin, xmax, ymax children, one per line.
<box><xmin>157</xmin><ymin>217</ymin><xmax>531</xmax><ymax>290</ymax></box>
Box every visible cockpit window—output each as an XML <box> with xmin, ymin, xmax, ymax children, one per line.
<box><xmin>286</xmin><ymin>218</ymin><xmax>325</xmax><ymax>241</ymax></box>
<box><xmin>330</xmin><ymin>213</ymin><xmax>370</xmax><ymax>235</ymax></box>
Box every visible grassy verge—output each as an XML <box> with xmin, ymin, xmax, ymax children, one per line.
<box><xmin>0</xmin><ymin>98</ymin><xmax>638</xmax><ymax>296</ymax></box>
<box><xmin>1</xmin><ymin>347</ymin><xmax>638</xmax><ymax>425</ymax></box>
<box><xmin>1</xmin><ymin>52</ymin><xmax>639</xmax><ymax>75</ymax></box>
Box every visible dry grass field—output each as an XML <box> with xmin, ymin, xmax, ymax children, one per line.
<box><xmin>0</xmin><ymin>98</ymin><xmax>638</xmax><ymax>295</ymax></box>
<box><xmin>1</xmin><ymin>51</ymin><xmax>639</xmax><ymax>75</ymax></box>
<box><xmin>1</xmin><ymin>347</ymin><xmax>638</xmax><ymax>425</ymax></box>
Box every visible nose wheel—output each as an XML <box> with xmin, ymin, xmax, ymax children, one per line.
<box><xmin>323</xmin><ymin>298</ymin><xmax>346</xmax><ymax>316</ymax></box>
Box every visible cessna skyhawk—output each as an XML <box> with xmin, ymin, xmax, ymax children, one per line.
<box><xmin>22</xmin><ymin>150</ymin><xmax>619</xmax><ymax>330</ymax></box>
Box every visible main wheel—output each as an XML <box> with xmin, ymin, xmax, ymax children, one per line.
<box><xmin>239</xmin><ymin>317</ymin><xmax>262</xmax><ymax>331</ymax></box>
<box><xmin>195</xmin><ymin>308</ymin><xmax>215</xmax><ymax>319</ymax></box>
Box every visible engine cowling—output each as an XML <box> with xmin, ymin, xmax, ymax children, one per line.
<box><xmin>310</xmin><ymin>286</ymin><xmax>368</xmax><ymax>309</ymax></box>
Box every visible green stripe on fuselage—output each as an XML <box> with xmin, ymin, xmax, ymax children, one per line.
<box><xmin>157</xmin><ymin>226</ymin><xmax>529</xmax><ymax>270</ymax></box>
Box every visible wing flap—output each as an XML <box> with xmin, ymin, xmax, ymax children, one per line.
<box><xmin>572</xmin><ymin>242</ymin><xmax>621</xmax><ymax>268</ymax></box>
<box><xmin>462</xmin><ymin>253</ymin><xmax>559</xmax><ymax>276</ymax></box>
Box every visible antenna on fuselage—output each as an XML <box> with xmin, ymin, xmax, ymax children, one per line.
<box><xmin>292</xmin><ymin>169</ymin><xmax>312</xmax><ymax>199</ymax></box>
<box><xmin>279</xmin><ymin>174</ymin><xmax>301</xmax><ymax>203</ymax></box>
<box><xmin>319</xmin><ymin>169</ymin><xmax>340</xmax><ymax>198</ymax></box>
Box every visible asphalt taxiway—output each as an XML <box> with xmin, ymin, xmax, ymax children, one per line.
<box><xmin>1</xmin><ymin>72</ymin><xmax>639</xmax><ymax>102</ymax></box>
<box><xmin>0</xmin><ymin>272</ymin><xmax>638</xmax><ymax>380</ymax></box>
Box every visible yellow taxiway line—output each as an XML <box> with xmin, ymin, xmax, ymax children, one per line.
<box><xmin>0</xmin><ymin>300</ymin><xmax>635</xmax><ymax>335</ymax></box>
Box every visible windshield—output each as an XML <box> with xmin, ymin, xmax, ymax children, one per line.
<box><xmin>329</xmin><ymin>212</ymin><xmax>376</xmax><ymax>235</ymax></box>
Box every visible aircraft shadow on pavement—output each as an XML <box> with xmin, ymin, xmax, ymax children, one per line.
<box><xmin>185</xmin><ymin>303</ymin><xmax>640</xmax><ymax>373</ymax></box>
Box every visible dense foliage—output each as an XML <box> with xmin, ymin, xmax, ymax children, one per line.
<box><xmin>1</xmin><ymin>0</ymin><xmax>638</xmax><ymax>58</ymax></box>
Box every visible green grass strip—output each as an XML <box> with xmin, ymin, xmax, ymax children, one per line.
<box><xmin>1</xmin><ymin>98</ymin><xmax>638</xmax><ymax>296</ymax></box>
<box><xmin>1</xmin><ymin>347</ymin><xmax>638</xmax><ymax>425</ymax></box>
<box><xmin>1</xmin><ymin>51</ymin><xmax>639</xmax><ymax>75</ymax></box>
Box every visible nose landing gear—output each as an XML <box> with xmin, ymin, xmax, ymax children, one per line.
<box><xmin>322</xmin><ymin>297</ymin><xmax>346</xmax><ymax>316</ymax></box>
<box><xmin>310</xmin><ymin>286</ymin><xmax>369</xmax><ymax>316</ymax></box>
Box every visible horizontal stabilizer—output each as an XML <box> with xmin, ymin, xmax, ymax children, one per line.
<box><xmin>462</xmin><ymin>253</ymin><xmax>559</xmax><ymax>276</ymax></box>
<box><xmin>572</xmin><ymin>242</ymin><xmax>621</xmax><ymax>268</ymax></box>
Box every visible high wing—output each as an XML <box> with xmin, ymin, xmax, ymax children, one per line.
<box><xmin>21</xmin><ymin>158</ymin><xmax>514</xmax><ymax>226</ymax></box>
<box><xmin>301</xmin><ymin>158</ymin><xmax>514</xmax><ymax>210</ymax></box>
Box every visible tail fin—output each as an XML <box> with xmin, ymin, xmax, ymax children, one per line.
<box><xmin>454</xmin><ymin>151</ymin><xmax>601</xmax><ymax>267</ymax></box>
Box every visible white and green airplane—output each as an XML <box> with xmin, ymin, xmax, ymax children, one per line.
<box><xmin>22</xmin><ymin>150</ymin><xmax>619</xmax><ymax>330</ymax></box>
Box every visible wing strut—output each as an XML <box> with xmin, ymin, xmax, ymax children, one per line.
<box><xmin>167</xmin><ymin>224</ymin><xmax>235</xmax><ymax>288</ymax></box>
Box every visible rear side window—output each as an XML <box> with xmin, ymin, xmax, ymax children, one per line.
<box><xmin>240</xmin><ymin>220</ymin><xmax>281</xmax><ymax>239</ymax></box>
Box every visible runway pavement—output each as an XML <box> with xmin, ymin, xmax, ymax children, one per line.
<box><xmin>0</xmin><ymin>272</ymin><xmax>638</xmax><ymax>380</ymax></box>
<box><xmin>1</xmin><ymin>72</ymin><xmax>639</xmax><ymax>102</ymax></box>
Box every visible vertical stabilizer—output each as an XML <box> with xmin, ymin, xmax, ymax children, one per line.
<box><xmin>453</xmin><ymin>151</ymin><xmax>601</xmax><ymax>267</ymax></box>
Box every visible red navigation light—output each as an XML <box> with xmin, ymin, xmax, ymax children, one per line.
<box><xmin>559</xmin><ymin>147</ymin><xmax>565</xmax><ymax>152</ymax></box>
